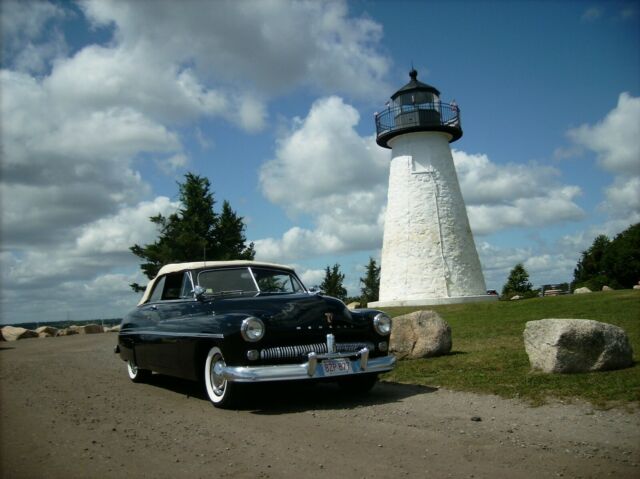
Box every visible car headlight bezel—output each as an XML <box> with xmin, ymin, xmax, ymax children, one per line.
<box><xmin>373</xmin><ymin>313</ymin><xmax>392</xmax><ymax>336</ymax></box>
<box><xmin>241</xmin><ymin>316</ymin><xmax>265</xmax><ymax>342</ymax></box>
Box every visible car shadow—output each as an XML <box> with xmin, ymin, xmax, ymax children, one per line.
<box><xmin>140</xmin><ymin>374</ymin><xmax>437</xmax><ymax>413</ymax></box>
<box><xmin>245</xmin><ymin>381</ymin><xmax>438</xmax><ymax>415</ymax></box>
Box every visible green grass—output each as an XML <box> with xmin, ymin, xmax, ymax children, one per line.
<box><xmin>380</xmin><ymin>290</ymin><xmax>640</xmax><ymax>407</ymax></box>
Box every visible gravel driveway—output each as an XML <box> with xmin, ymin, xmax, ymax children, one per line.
<box><xmin>1</xmin><ymin>333</ymin><xmax>638</xmax><ymax>478</ymax></box>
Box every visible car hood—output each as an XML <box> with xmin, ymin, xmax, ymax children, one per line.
<box><xmin>210</xmin><ymin>293</ymin><xmax>366</xmax><ymax>336</ymax></box>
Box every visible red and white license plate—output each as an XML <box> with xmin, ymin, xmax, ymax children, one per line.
<box><xmin>322</xmin><ymin>358</ymin><xmax>352</xmax><ymax>376</ymax></box>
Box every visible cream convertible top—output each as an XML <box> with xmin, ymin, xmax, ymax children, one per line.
<box><xmin>138</xmin><ymin>260</ymin><xmax>297</xmax><ymax>306</ymax></box>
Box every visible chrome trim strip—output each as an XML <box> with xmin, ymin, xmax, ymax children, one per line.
<box><xmin>118</xmin><ymin>330</ymin><xmax>224</xmax><ymax>339</ymax></box>
<box><xmin>222</xmin><ymin>352</ymin><xmax>396</xmax><ymax>383</ymax></box>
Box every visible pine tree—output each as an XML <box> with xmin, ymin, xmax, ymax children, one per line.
<box><xmin>501</xmin><ymin>263</ymin><xmax>533</xmax><ymax>298</ymax></box>
<box><xmin>320</xmin><ymin>264</ymin><xmax>347</xmax><ymax>301</ymax></box>
<box><xmin>573</xmin><ymin>234</ymin><xmax>611</xmax><ymax>290</ymax></box>
<box><xmin>359</xmin><ymin>257</ymin><xmax>380</xmax><ymax>305</ymax></box>
<box><xmin>604</xmin><ymin>223</ymin><xmax>640</xmax><ymax>289</ymax></box>
<box><xmin>129</xmin><ymin>173</ymin><xmax>254</xmax><ymax>292</ymax></box>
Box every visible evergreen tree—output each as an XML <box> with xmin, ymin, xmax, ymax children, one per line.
<box><xmin>573</xmin><ymin>234</ymin><xmax>611</xmax><ymax>290</ymax></box>
<box><xmin>359</xmin><ymin>257</ymin><xmax>380</xmax><ymax>305</ymax></box>
<box><xmin>216</xmin><ymin>200</ymin><xmax>256</xmax><ymax>261</ymax></box>
<box><xmin>604</xmin><ymin>223</ymin><xmax>640</xmax><ymax>289</ymax></box>
<box><xmin>130</xmin><ymin>173</ymin><xmax>254</xmax><ymax>292</ymax></box>
<box><xmin>501</xmin><ymin>263</ymin><xmax>533</xmax><ymax>298</ymax></box>
<box><xmin>320</xmin><ymin>263</ymin><xmax>347</xmax><ymax>301</ymax></box>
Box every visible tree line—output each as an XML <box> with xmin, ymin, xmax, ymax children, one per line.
<box><xmin>501</xmin><ymin>223</ymin><xmax>639</xmax><ymax>298</ymax></box>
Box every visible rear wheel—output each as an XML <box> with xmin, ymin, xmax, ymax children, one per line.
<box><xmin>127</xmin><ymin>360</ymin><xmax>151</xmax><ymax>383</ymax></box>
<box><xmin>204</xmin><ymin>346</ymin><xmax>237</xmax><ymax>408</ymax></box>
<box><xmin>338</xmin><ymin>373</ymin><xmax>379</xmax><ymax>394</ymax></box>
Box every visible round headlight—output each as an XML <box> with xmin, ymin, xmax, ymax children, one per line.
<box><xmin>373</xmin><ymin>313</ymin><xmax>392</xmax><ymax>336</ymax></box>
<box><xmin>241</xmin><ymin>317</ymin><xmax>265</xmax><ymax>342</ymax></box>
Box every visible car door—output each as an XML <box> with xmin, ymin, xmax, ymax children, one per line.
<box><xmin>147</xmin><ymin>271</ymin><xmax>197</xmax><ymax>377</ymax></box>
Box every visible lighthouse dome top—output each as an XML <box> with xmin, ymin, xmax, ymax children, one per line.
<box><xmin>391</xmin><ymin>69</ymin><xmax>441</xmax><ymax>101</ymax></box>
<box><xmin>375</xmin><ymin>69</ymin><xmax>462</xmax><ymax>148</ymax></box>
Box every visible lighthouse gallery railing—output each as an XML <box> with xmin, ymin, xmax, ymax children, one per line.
<box><xmin>375</xmin><ymin>102</ymin><xmax>462</xmax><ymax>146</ymax></box>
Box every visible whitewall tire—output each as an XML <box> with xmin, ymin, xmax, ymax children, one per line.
<box><xmin>127</xmin><ymin>360</ymin><xmax>151</xmax><ymax>383</ymax></box>
<box><xmin>204</xmin><ymin>346</ymin><xmax>236</xmax><ymax>408</ymax></box>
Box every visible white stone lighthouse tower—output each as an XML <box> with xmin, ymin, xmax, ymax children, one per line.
<box><xmin>369</xmin><ymin>70</ymin><xmax>493</xmax><ymax>308</ymax></box>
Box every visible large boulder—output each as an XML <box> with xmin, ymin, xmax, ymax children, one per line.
<box><xmin>1</xmin><ymin>326</ymin><xmax>39</xmax><ymax>341</ymax></box>
<box><xmin>36</xmin><ymin>326</ymin><xmax>59</xmax><ymax>338</ymax></box>
<box><xmin>523</xmin><ymin>319</ymin><xmax>634</xmax><ymax>373</ymax></box>
<box><xmin>390</xmin><ymin>310</ymin><xmax>452</xmax><ymax>359</ymax></box>
<box><xmin>574</xmin><ymin>287</ymin><xmax>591</xmax><ymax>294</ymax></box>
<box><xmin>70</xmin><ymin>324</ymin><xmax>104</xmax><ymax>334</ymax></box>
<box><xmin>57</xmin><ymin>327</ymin><xmax>79</xmax><ymax>336</ymax></box>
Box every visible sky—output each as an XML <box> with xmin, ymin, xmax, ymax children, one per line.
<box><xmin>1</xmin><ymin>0</ymin><xmax>639</xmax><ymax>324</ymax></box>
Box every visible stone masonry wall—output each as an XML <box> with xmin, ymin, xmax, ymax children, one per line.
<box><xmin>378</xmin><ymin>131</ymin><xmax>486</xmax><ymax>302</ymax></box>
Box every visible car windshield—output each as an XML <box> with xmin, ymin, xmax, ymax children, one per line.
<box><xmin>196</xmin><ymin>267</ymin><xmax>305</xmax><ymax>295</ymax></box>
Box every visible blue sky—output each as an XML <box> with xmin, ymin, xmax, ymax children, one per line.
<box><xmin>1</xmin><ymin>0</ymin><xmax>639</xmax><ymax>324</ymax></box>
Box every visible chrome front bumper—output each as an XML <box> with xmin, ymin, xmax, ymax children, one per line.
<box><xmin>222</xmin><ymin>347</ymin><xmax>396</xmax><ymax>383</ymax></box>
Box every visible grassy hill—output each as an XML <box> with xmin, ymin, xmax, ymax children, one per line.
<box><xmin>380</xmin><ymin>290</ymin><xmax>640</xmax><ymax>407</ymax></box>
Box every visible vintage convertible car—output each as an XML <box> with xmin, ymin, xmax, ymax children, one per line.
<box><xmin>116</xmin><ymin>261</ymin><xmax>396</xmax><ymax>407</ymax></box>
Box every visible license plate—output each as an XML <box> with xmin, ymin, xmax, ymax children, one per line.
<box><xmin>322</xmin><ymin>358</ymin><xmax>352</xmax><ymax>376</ymax></box>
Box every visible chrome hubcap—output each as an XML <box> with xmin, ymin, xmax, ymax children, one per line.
<box><xmin>211</xmin><ymin>356</ymin><xmax>226</xmax><ymax>395</ymax></box>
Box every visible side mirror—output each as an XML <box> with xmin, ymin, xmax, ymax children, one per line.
<box><xmin>192</xmin><ymin>285</ymin><xmax>206</xmax><ymax>300</ymax></box>
<box><xmin>308</xmin><ymin>286</ymin><xmax>322</xmax><ymax>295</ymax></box>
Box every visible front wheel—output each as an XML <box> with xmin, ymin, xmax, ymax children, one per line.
<box><xmin>127</xmin><ymin>360</ymin><xmax>151</xmax><ymax>383</ymax></box>
<box><xmin>338</xmin><ymin>373</ymin><xmax>379</xmax><ymax>394</ymax></box>
<box><xmin>204</xmin><ymin>346</ymin><xmax>237</xmax><ymax>408</ymax></box>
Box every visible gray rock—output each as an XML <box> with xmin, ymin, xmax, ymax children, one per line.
<box><xmin>573</xmin><ymin>287</ymin><xmax>592</xmax><ymax>294</ymax></box>
<box><xmin>36</xmin><ymin>326</ymin><xmax>59</xmax><ymax>338</ymax></box>
<box><xmin>71</xmin><ymin>324</ymin><xmax>104</xmax><ymax>334</ymax></box>
<box><xmin>602</xmin><ymin>285</ymin><xmax>614</xmax><ymax>291</ymax></box>
<box><xmin>1</xmin><ymin>326</ymin><xmax>39</xmax><ymax>341</ymax></box>
<box><xmin>523</xmin><ymin>319</ymin><xmax>633</xmax><ymax>373</ymax></box>
<box><xmin>510</xmin><ymin>295</ymin><xmax>521</xmax><ymax>301</ymax></box>
<box><xmin>390</xmin><ymin>310</ymin><xmax>452</xmax><ymax>359</ymax></box>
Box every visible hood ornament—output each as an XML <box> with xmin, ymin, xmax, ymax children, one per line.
<box><xmin>324</xmin><ymin>312</ymin><xmax>334</xmax><ymax>325</ymax></box>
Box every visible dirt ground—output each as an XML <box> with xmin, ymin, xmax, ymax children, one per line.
<box><xmin>1</xmin><ymin>333</ymin><xmax>638</xmax><ymax>479</ymax></box>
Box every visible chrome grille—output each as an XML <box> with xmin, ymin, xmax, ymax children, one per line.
<box><xmin>260</xmin><ymin>342</ymin><xmax>373</xmax><ymax>360</ymax></box>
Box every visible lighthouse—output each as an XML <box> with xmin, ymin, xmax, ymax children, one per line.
<box><xmin>369</xmin><ymin>70</ymin><xmax>494</xmax><ymax>307</ymax></box>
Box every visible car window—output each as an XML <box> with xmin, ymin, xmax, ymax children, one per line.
<box><xmin>162</xmin><ymin>272</ymin><xmax>184</xmax><ymax>300</ymax></box>
<box><xmin>251</xmin><ymin>268</ymin><xmax>305</xmax><ymax>293</ymax></box>
<box><xmin>180</xmin><ymin>272</ymin><xmax>193</xmax><ymax>298</ymax></box>
<box><xmin>148</xmin><ymin>276</ymin><xmax>166</xmax><ymax>302</ymax></box>
<box><xmin>197</xmin><ymin>268</ymin><xmax>258</xmax><ymax>294</ymax></box>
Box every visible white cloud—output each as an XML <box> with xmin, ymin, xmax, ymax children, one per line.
<box><xmin>568</xmin><ymin>93</ymin><xmax>640</xmax><ymax>176</ymax></box>
<box><xmin>256</xmin><ymin>96</ymin><xmax>389</xmax><ymax>262</ymax></box>
<box><xmin>1</xmin><ymin>0</ymin><xmax>68</xmax><ymax>73</ymax></box>
<box><xmin>477</xmin><ymin>241</ymin><xmax>579</xmax><ymax>291</ymax></box>
<box><xmin>76</xmin><ymin>197</ymin><xmax>180</xmax><ymax>254</ymax></box>
<box><xmin>80</xmin><ymin>0</ymin><xmax>390</xmax><ymax>100</ymax></box>
<box><xmin>567</xmin><ymin>93</ymin><xmax>640</xmax><ymax>220</ymax></box>
<box><xmin>453</xmin><ymin>151</ymin><xmax>585</xmax><ymax>235</ymax></box>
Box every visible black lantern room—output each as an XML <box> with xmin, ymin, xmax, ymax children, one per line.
<box><xmin>375</xmin><ymin>69</ymin><xmax>462</xmax><ymax>148</ymax></box>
